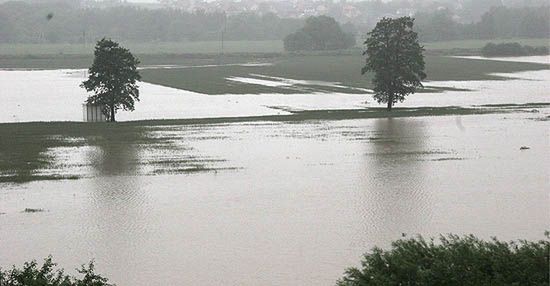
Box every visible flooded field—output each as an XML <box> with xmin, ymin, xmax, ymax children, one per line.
<box><xmin>0</xmin><ymin>56</ymin><xmax>549</xmax><ymax>285</ymax></box>
<box><xmin>1</xmin><ymin>112</ymin><xmax>549</xmax><ymax>285</ymax></box>
<box><xmin>0</xmin><ymin>56</ymin><xmax>549</xmax><ymax>123</ymax></box>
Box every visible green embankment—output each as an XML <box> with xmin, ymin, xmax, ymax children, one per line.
<box><xmin>0</xmin><ymin>40</ymin><xmax>284</xmax><ymax>56</ymax></box>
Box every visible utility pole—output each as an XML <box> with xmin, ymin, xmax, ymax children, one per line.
<box><xmin>219</xmin><ymin>13</ymin><xmax>227</xmax><ymax>65</ymax></box>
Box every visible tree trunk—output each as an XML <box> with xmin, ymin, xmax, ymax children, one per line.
<box><xmin>110</xmin><ymin>105</ymin><xmax>116</xmax><ymax>122</ymax></box>
<box><xmin>387</xmin><ymin>94</ymin><xmax>393</xmax><ymax>111</ymax></box>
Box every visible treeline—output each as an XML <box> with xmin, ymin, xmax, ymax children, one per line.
<box><xmin>0</xmin><ymin>1</ymin><xmax>548</xmax><ymax>45</ymax></box>
<box><xmin>0</xmin><ymin>1</ymin><xmax>303</xmax><ymax>44</ymax></box>
<box><xmin>415</xmin><ymin>6</ymin><xmax>550</xmax><ymax>42</ymax></box>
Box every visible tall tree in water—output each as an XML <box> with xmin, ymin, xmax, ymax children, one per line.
<box><xmin>362</xmin><ymin>17</ymin><xmax>426</xmax><ymax>111</ymax></box>
<box><xmin>81</xmin><ymin>38</ymin><xmax>140</xmax><ymax>122</ymax></box>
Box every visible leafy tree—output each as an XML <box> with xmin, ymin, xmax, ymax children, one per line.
<box><xmin>0</xmin><ymin>256</ymin><xmax>113</xmax><ymax>286</ymax></box>
<box><xmin>337</xmin><ymin>234</ymin><xmax>550</xmax><ymax>286</ymax></box>
<box><xmin>362</xmin><ymin>17</ymin><xmax>426</xmax><ymax>111</ymax></box>
<box><xmin>81</xmin><ymin>39</ymin><xmax>141</xmax><ymax>122</ymax></box>
<box><xmin>284</xmin><ymin>16</ymin><xmax>356</xmax><ymax>52</ymax></box>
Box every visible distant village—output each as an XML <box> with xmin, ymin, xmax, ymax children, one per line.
<box><xmin>74</xmin><ymin>0</ymin><xmax>547</xmax><ymax>25</ymax></box>
<box><xmin>79</xmin><ymin>0</ymin><xmax>419</xmax><ymax>25</ymax></box>
<box><xmin>156</xmin><ymin>0</ymin><xmax>371</xmax><ymax>19</ymax></box>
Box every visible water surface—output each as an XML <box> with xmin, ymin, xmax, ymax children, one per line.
<box><xmin>1</xmin><ymin>112</ymin><xmax>548</xmax><ymax>285</ymax></box>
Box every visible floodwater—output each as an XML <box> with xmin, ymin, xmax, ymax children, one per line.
<box><xmin>1</xmin><ymin>113</ymin><xmax>549</xmax><ymax>285</ymax></box>
<box><xmin>0</xmin><ymin>56</ymin><xmax>549</xmax><ymax>285</ymax></box>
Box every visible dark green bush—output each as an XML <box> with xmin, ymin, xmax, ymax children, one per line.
<box><xmin>481</xmin><ymin>42</ymin><xmax>550</xmax><ymax>57</ymax></box>
<box><xmin>0</xmin><ymin>256</ymin><xmax>113</xmax><ymax>286</ymax></box>
<box><xmin>337</xmin><ymin>234</ymin><xmax>549</xmax><ymax>286</ymax></box>
<box><xmin>284</xmin><ymin>16</ymin><xmax>356</xmax><ymax>52</ymax></box>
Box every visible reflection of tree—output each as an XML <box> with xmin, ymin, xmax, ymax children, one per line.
<box><xmin>360</xmin><ymin>117</ymin><xmax>431</xmax><ymax>246</ymax></box>
<box><xmin>88</xmin><ymin>128</ymin><xmax>142</xmax><ymax>177</ymax></box>
<box><xmin>83</xmin><ymin>127</ymin><xmax>149</xmax><ymax>271</ymax></box>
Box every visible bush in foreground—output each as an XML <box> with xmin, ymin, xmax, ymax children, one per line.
<box><xmin>338</xmin><ymin>234</ymin><xmax>549</xmax><ymax>286</ymax></box>
<box><xmin>0</xmin><ymin>256</ymin><xmax>112</xmax><ymax>286</ymax></box>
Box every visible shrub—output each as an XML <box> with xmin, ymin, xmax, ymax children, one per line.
<box><xmin>0</xmin><ymin>256</ymin><xmax>113</xmax><ymax>286</ymax></box>
<box><xmin>481</xmin><ymin>42</ymin><xmax>550</xmax><ymax>57</ymax></box>
<box><xmin>337</xmin><ymin>234</ymin><xmax>549</xmax><ymax>286</ymax></box>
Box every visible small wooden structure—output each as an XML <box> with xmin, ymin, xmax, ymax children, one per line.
<box><xmin>82</xmin><ymin>104</ymin><xmax>107</xmax><ymax>122</ymax></box>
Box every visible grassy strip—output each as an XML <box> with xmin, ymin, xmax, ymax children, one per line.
<box><xmin>0</xmin><ymin>53</ymin><xmax>279</xmax><ymax>70</ymax></box>
<box><xmin>0</xmin><ymin>38</ymin><xmax>546</xmax><ymax>57</ymax></box>
<box><xmin>0</xmin><ymin>40</ymin><xmax>284</xmax><ymax>56</ymax></box>
<box><xmin>1</xmin><ymin>38</ymin><xmax>548</xmax><ymax>70</ymax></box>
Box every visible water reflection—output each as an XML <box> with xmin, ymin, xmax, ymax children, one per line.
<box><xmin>87</xmin><ymin>130</ymin><xmax>142</xmax><ymax>176</ymax></box>
<box><xmin>83</xmin><ymin>130</ymin><xmax>150</xmax><ymax>272</ymax></box>
<box><xmin>361</xmin><ymin>118</ymin><xmax>431</xmax><ymax>246</ymax></box>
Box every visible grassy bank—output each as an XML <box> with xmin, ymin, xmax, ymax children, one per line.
<box><xmin>0</xmin><ymin>40</ymin><xmax>284</xmax><ymax>56</ymax></box>
<box><xmin>1</xmin><ymin>103</ymin><xmax>547</xmax><ymax>183</ymax></box>
<box><xmin>1</xmin><ymin>38</ymin><xmax>548</xmax><ymax>70</ymax></box>
<box><xmin>1</xmin><ymin>38</ymin><xmax>546</xmax><ymax>57</ymax></box>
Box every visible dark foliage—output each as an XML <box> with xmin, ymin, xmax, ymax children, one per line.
<box><xmin>337</xmin><ymin>234</ymin><xmax>550</xmax><ymax>286</ymax></box>
<box><xmin>415</xmin><ymin>6</ymin><xmax>550</xmax><ymax>42</ymax></box>
<box><xmin>363</xmin><ymin>17</ymin><xmax>426</xmax><ymax>111</ymax></box>
<box><xmin>481</xmin><ymin>42</ymin><xmax>550</xmax><ymax>57</ymax></box>
<box><xmin>0</xmin><ymin>256</ymin><xmax>113</xmax><ymax>286</ymax></box>
<box><xmin>81</xmin><ymin>39</ymin><xmax>141</xmax><ymax>122</ymax></box>
<box><xmin>284</xmin><ymin>16</ymin><xmax>356</xmax><ymax>51</ymax></box>
<box><xmin>0</xmin><ymin>2</ymin><xmax>302</xmax><ymax>44</ymax></box>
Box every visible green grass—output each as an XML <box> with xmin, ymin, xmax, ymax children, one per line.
<box><xmin>0</xmin><ymin>40</ymin><xmax>284</xmax><ymax>56</ymax></box>
<box><xmin>1</xmin><ymin>38</ymin><xmax>546</xmax><ymax>56</ymax></box>
<box><xmin>139</xmin><ymin>54</ymin><xmax>549</xmax><ymax>94</ymax></box>
<box><xmin>1</xmin><ymin>103</ymin><xmax>547</xmax><ymax>183</ymax></box>
<box><xmin>0</xmin><ymin>53</ymin><xmax>279</xmax><ymax>70</ymax></box>
<box><xmin>1</xmin><ymin>38</ymin><xmax>548</xmax><ymax>69</ymax></box>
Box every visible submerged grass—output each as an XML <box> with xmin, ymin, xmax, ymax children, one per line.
<box><xmin>0</xmin><ymin>123</ymin><xmax>231</xmax><ymax>183</ymax></box>
<box><xmin>22</xmin><ymin>208</ymin><xmax>46</xmax><ymax>213</ymax></box>
<box><xmin>0</xmin><ymin>102</ymin><xmax>546</xmax><ymax>183</ymax></box>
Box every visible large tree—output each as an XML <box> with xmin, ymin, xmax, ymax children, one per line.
<box><xmin>81</xmin><ymin>38</ymin><xmax>141</xmax><ymax>122</ymax></box>
<box><xmin>362</xmin><ymin>17</ymin><xmax>426</xmax><ymax>111</ymax></box>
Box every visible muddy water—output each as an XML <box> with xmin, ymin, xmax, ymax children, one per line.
<box><xmin>1</xmin><ymin>111</ymin><xmax>549</xmax><ymax>285</ymax></box>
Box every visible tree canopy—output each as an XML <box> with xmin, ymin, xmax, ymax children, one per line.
<box><xmin>362</xmin><ymin>17</ymin><xmax>426</xmax><ymax>111</ymax></box>
<box><xmin>284</xmin><ymin>16</ymin><xmax>356</xmax><ymax>52</ymax></box>
<box><xmin>81</xmin><ymin>38</ymin><xmax>141</xmax><ymax>122</ymax></box>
